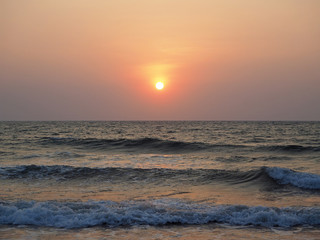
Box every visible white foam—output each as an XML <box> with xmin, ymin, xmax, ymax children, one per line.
<box><xmin>0</xmin><ymin>199</ymin><xmax>319</xmax><ymax>229</ymax></box>
<box><xmin>266</xmin><ymin>167</ymin><xmax>320</xmax><ymax>190</ymax></box>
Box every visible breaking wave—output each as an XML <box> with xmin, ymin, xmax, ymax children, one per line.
<box><xmin>0</xmin><ymin>199</ymin><xmax>319</xmax><ymax>229</ymax></box>
<box><xmin>265</xmin><ymin>167</ymin><xmax>320</xmax><ymax>190</ymax></box>
<box><xmin>1</xmin><ymin>165</ymin><xmax>320</xmax><ymax>190</ymax></box>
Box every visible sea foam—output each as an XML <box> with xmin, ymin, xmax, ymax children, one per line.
<box><xmin>0</xmin><ymin>199</ymin><xmax>319</xmax><ymax>229</ymax></box>
<box><xmin>266</xmin><ymin>167</ymin><xmax>320</xmax><ymax>190</ymax></box>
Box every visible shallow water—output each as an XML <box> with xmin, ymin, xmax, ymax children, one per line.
<box><xmin>0</xmin><ymin>121</ymin><xmax>319</xmax><ymax>239</ymax></box>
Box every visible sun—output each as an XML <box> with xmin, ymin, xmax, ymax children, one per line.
<box><xmin>155</xmin><ymin>81</ymin><xmax>164</xmax><ymax>90</ymax></box>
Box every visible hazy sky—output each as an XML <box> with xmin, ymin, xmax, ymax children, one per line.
<box><xmin>1</xmin><ymin>0</ymin><xmax>320</xmax><ymax>120</ymax></box>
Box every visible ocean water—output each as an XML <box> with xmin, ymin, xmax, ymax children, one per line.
<box><xmin>0</xmin><ymin>121</ymin><xmax>319</xmax><ymax>239</ymax></box>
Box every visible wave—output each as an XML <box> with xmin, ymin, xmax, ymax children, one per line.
<box><xmin>0</xmin><ymin>165</ymin><xmax>261</xmax><ymax>184</ymax></box>
<box><xmin>265</xmin><ymin>167</ymin><xmax>320</xmax><ymax>190</ymax></box>
<box><xmin>258</xmin><ymin>145</ymin><xmax>320</xmax><ymax>153</ymax></box>
<box><xmin>40</xmin><ymin>137</ymin><xmax>320</xmax><ymax>154</ymax></box>
<box><xmin>1</xmin><ymin>165</ymin><xmax>320</xmax><ymax>190</ymax></box>
<box><xmin>0</xmin><ymin>199</ymin><xmax>319</xmax><ymax>228</ymax></box>
<box><xmin>40</xmin><ymin>137</ymin><xmax>244</xmax><ymax>153</ymax></box>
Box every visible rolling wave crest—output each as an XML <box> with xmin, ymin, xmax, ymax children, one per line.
<box><xmin>1</xmin><ymin>165</ymin><xmax>320</xmax><ymax>190</ymax></box>
<box><xmin>41</xmin><ymin>137</ymin><xmax>320</xmax><ymax>154</ymax></box>
<box><xmin>41</xmin><ymin>137</ymin><xmax>209</xmax><ymax>153</ymax></box>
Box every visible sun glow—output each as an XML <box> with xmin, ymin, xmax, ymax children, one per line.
<box><xmin>156</xmin><ymin>81</ymin><xmax>164</xmax><ymax>90</ymax></box>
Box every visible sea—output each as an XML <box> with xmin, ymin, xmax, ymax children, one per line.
<box><xmin>0</xmin><ymin>121</ymin><xmax>319</xmax><ymax>239</ymax></box>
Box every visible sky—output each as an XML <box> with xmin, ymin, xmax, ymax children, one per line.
<box><xmin>1</xmin><ymin>0</ymin><xmax>320</xmax><ymax>121</ymax></box>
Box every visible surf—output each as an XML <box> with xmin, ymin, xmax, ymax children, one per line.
<box><xmin>1</xmin><ymin>199</ymin><xmax>319</xmax><ymax>229</ymax></box>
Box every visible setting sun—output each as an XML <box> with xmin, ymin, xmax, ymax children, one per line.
<box><xmin>155</xmin><ymin>82</ymin><xmax>164</xmax><ymax>90</ymax></box>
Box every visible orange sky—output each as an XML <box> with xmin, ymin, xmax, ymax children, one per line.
<box><xmin>1</xmin><ymin>0</ymin><xmax>320</xmax><ymax>120</ymax></box>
